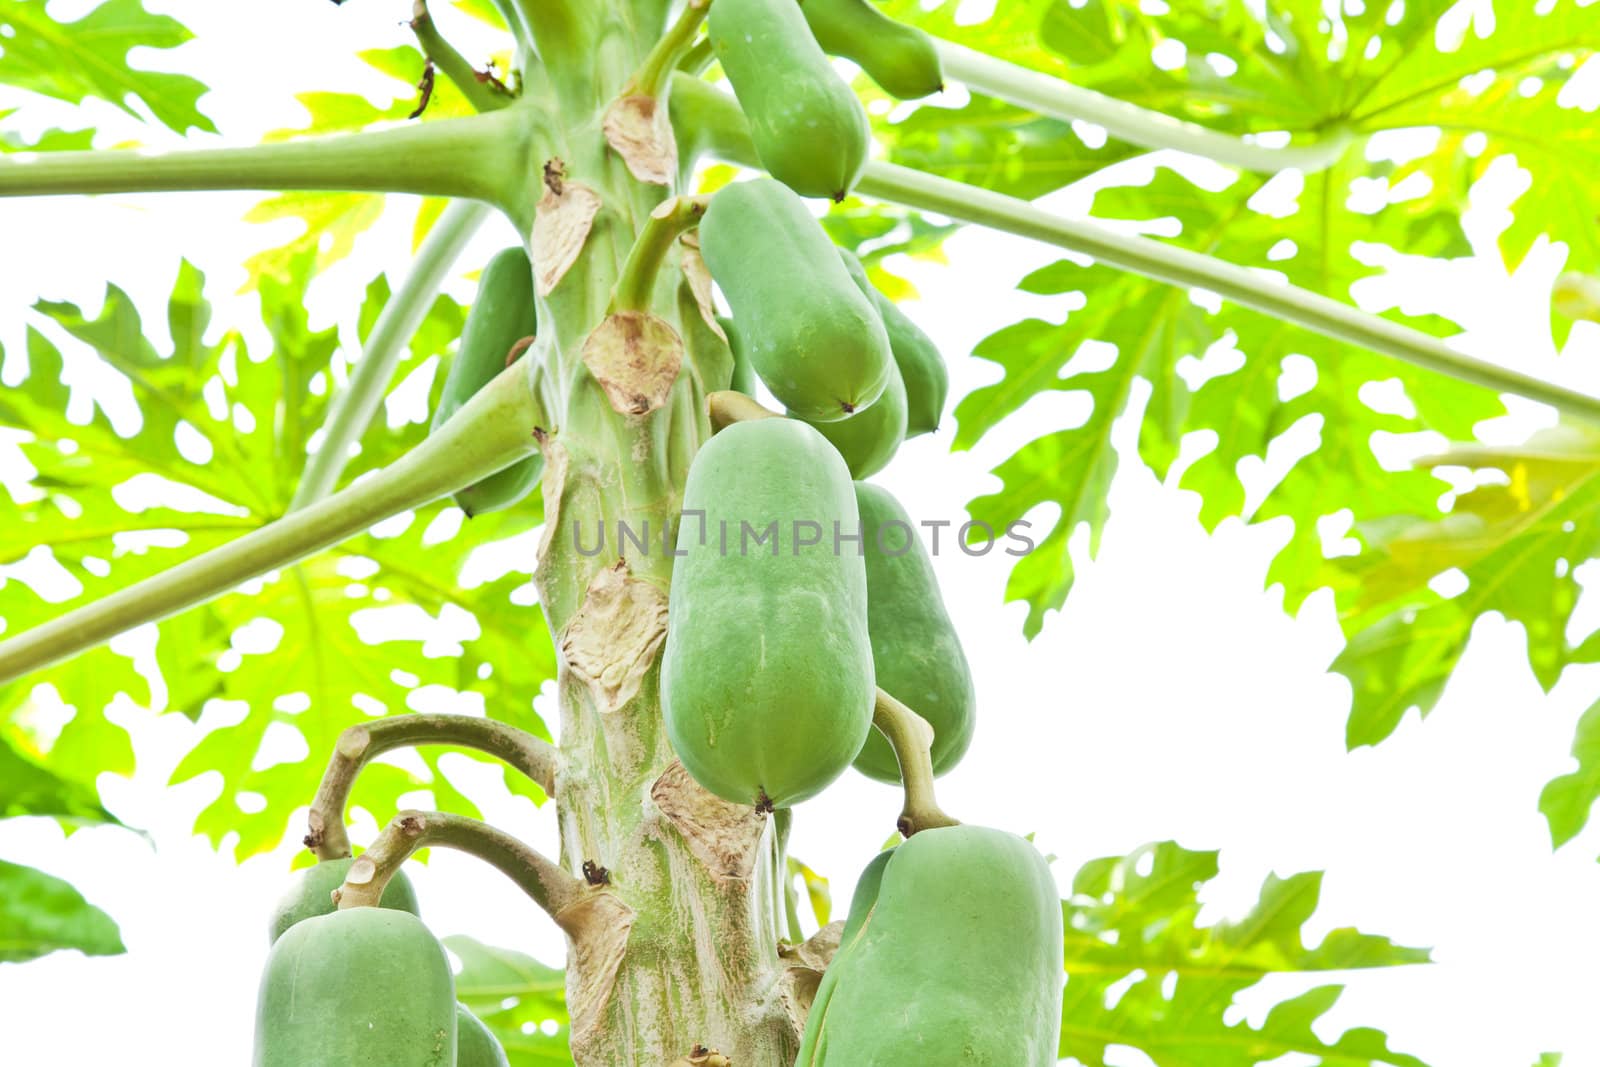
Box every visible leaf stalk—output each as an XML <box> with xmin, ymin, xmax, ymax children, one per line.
<box><xmin>305</xmin><ymin>714</ymin><xmax>560</xmax><ymax>862</ymax></box>
<box><xmin>0</xmin><ymin>360</ymin><xmax>548</xmax><ymax>685</ymax></box>
<box><xmin>290</xmin><ymin>198</ymin><xmax>490</xmax><ymax>510</ymax></box>
<box><xmin>935</xmin><ymin>40</ymin><xmax>1354</xmax><ymax>173</ymax></box>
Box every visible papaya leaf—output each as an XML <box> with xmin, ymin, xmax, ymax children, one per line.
<box><xmin>0</xmin><ymin>859</ymin><xmax>125</xmax><ymax>964</ymax></box>
<box><xmin>0</xmin><ymin>0</ymin><xmax>214</xmax><ymax>135</ymax></box>
<box><xmin>1540</xmin><ymin>697</ymin><xmax>1600</xmax><ymax>847</ymax></box>
<box><xmin>447</xmin><ymin>935</ymin><xmax>574</xmax><ymax>1066</ymax></box>
<box><xmin>0</xmin><ymin>735</ymin><xmax>119</xmax><ymax>826</ymax></box>
<box><xmin>1060</xmin><ymin>841</ymin><xmax>1431</xmax><ymax>1066</ymax></box>
<box><xmin>241</xmin><ymin>47</ymin><xmax>474</xmax><ymax>289</ymax></box>
<box><xmin>0</xmin><ymin>257</ymin><xmax>557</xmax><ymax>859</ymax></box>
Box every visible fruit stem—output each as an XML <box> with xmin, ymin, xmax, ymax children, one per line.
<box><xmin>289</xmin><ymin>198</ymin><xmax>490</xmax><ymax>510</ymax></box>
<box><xmin>872</xmin><ymin>689</ymin><xmax>960</xmax><ymax>838</ymax></box>
<box><xmin>706</xmin><ymin>389</ymin><xmax>778</xmax><ymax>431</ymax></box>
<box><xmin>632</xmin><ymin>0</ymin><xmax>710</xmax><ymax>98</ymax></box>
<box><xmin>335</xmin><ymin>810</ymin><xmax>588</xmax><ymax>929</ymax></box>
<box><xmin>0</xmin><ymin>109</ymin><xmax>533</xmax><ymax>217</ymax></box>
<box><xmin>610</xmin><ymin>194</ymin><xmax>710</xmax><ymax>312</ymax></box>
<box><xmin>304</xmin><ymin>714</ymin><xmax>561</xmax><ymax>862</ymax></box>
<box><xmin>411</xmin><ymin>0</ymin><xmax>515</xmax><ymax>113</ymax></box>
<box><xmin>677</xmin><ymin>36</ymin><xmax>715</xmax><ymax>77</ymax></box>
<box><xmin>0</xmin><ymin>360</ymin><xmax>548</xmax><ymax>684</ymax></box>
<box><xmin>934</xmin><ymin>39</ymin><xmax>1355</xmax><ymax>173</ymax></box>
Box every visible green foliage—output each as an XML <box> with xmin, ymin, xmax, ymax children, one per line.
<box><xmin>0</xmin><ymin>858</ymin><xmax>125</xmax><ymax>964</ymax></box>
<box><xmin>1060</xmin><ymin>841</ymin><xmax>1432</xmax><ymax>1065</ymax></box>
<box><xmin>860</xmin><ymin>0</ymin><xmax>1600</xmax><ymax>837</ymax></box>
<box><xmin>0</xmin><ymin>260</ymin><xmax>557</xmax><ymax>858</ymax></box>
<box><xmin>0</xmin><ymin>0</ymin><xmax>214</xmax><ymax>134</ymax></box>
<box><xmin>1539</xmin><ymin>695</ymin><xmax>1600</xmax><ymax>847</ymax></box>
<box><xmin>448</xmin><ymin>935</ymin><xmax>574</xmax><ymax>1066</ymax></box>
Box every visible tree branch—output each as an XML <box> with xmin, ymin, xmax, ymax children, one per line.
<box><xmin>873</xmin><ymin>689</ymin><xmax>959</xmax><ymax>838</ymax></box>
<box><xmin>411</xmin><ymin>0</ymin><xmax>514</xmax><ymax>113</ymax></box>
<box><xmin>305</xmin><ymin>714</ymin><xmax>560</xmax><ymax>861</ymax></box>
<box><xmin>0</xmin><ymin>360</ymin><xmax>548</xmax><ymax>685</ymax></box>
<box><xmin>335</xmin><ymin>809</ymin><xmax>588</xmax><ymax>932</ymax></box>
<box><xmin>0</xmin><ymin>109</ymin><xmax>531</xmax><ymax>215</ymax></box>
<box><xmin>289</xmin><ymin>199</ymin><xmax>490</xmax><ymax>510</ymax></box>
<box><xmin>935</xmin><ymin>40</ymin><xmax>1354</xmax><ymax>173</ymax></box>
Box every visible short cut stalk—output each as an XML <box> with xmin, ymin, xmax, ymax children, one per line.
<box><xmin>610</xmin><ymin>195</ymin><xmax>710</xmax><ymax>312</ymax></box>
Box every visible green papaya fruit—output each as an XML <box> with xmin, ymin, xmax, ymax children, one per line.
<box><xmin>254</xmin><ymin>907</ymin><xmax>456</xmax><ymax>1067</ymax></box>
<box><xmin>700</xmin><ymin>180</ymin><xmax>891</xmax><ymax>422</ymax></box>
<box><xmin>267</xmin><ymin>856</ymin><xmax>420</xmax><ymax>944</ymax></box>
<box><xmin>456</xmin><ymin>1004</ymin><xmax>510</xmax><ymax>1067</ymax></box>
<box><xmin>837</xmin><ymin>248</ymin><xmax>948</xmax><ymax>437</ymax></box>
<box><xmin>718</xmin><ymin>315</ymin><xmax>759</xmax><ymax>396</ymax></box>
<box><xmin>799</xmin><ymin>359</ymin><xmax>906</xmax><ymax>478</ymax></box>
<box><xmin>800</xmin><ymin>0</ymin><xmax>944</xmax><ymax>99</ymax></box>
<box><xmin>663</xmin><ymin>418</ymin><xmax>875</xmax><ymax>807</ymax></box>
<box><xmin>852</xmin><ymin>482</ymin><xmax>974</xmax><ymax>781</ymax></box>
<box><xmin>797</xmin><ymin>826</ymin><xmax>1063</xmax><ymax>1066</ymax></box>
<box><xmin>431</xmin><ymin>246</ymin><xmax>543</xmax><ymax>517</ymax></box>
<box><xmin>707</xmin><ymin>0</ymin><xmax>869</xmax><ymax>201</ymax></box>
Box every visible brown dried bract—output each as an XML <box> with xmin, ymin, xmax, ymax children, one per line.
<box><xmin>603</xmin><ymin>94</ymin><xmax>679</xmax><ymax>186</ymax></box>
<box><xmin>560</xmin><ymin>559</ymin><xmax>669</xmax><ymax>715</ymax></box>
<box><xmin>532</xmin><ymin>160</ymin><xmax>601</xmax><ymax>297</ymax></box>
<box><xmin>581</xmin><ymin>311</ymin><xmax>683</xmax><ymax>416</ymax></box>
<box><xmin>679</xmin><ymin>240</ymin><xmax>726</xmax><ymax>341</ymax></box>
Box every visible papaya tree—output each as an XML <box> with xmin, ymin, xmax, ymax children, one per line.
<box><xmin>0</xmin><ymin>0</ymin><xmax>1595</xmax><ymax>1063</ymax></box>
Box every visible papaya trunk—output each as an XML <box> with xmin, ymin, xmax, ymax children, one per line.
<box><xmin>515</xmin><ymin>20</ymin><xmax>806</xmax><ymax>1057</ymax></box>
<box><xmin>534</xmin><ymin>451</ymin><xmax>805</xmax><ymax>1066</ymax></box>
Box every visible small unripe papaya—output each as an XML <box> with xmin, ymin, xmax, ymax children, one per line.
<box><xmin>799</xmin><ymin>360</ymin><xmax>907</xmax><ymax>478</ymax></box>
<box><xmin>707</xmin><ymin>0</ymin><xmax>870</xmax><ymax>200</ymax></box>
<box><xmin>797</xmin><ymin>827</ymin><xmax>1063</xmax><ymax>1066</ymax></box>
<box><xmin>456</xmin><ymin>1004</ymin><xmax>510</xmax><ymax>1067</ymax></box>
<box><xmin>801</xmin><ymin>0</ymin><xmax>945</xmax><ymax>99</ymax></box>
<box><xmin>662</xmin><ymin>419</ymin><xmax>875</xmax><ymax>807</ymax></box>
<box><xmin>267</xmin><ymin>856</ymin><xmax>420</xmax><ymax>944</ymax></box>
<box><xmin>254</xmin><ymin>907</ymin><xmax>456</xmax><ymax>1067</ymax></box>
<box><xmin>853</xmin><ymin>482</ymin><xmax>974</xmax><ymax>781</ymax></box>
<box><xmin>700</xmin><ymin>180</ymin><xmax>892</xmax><ymax>422</ymax></box>
<box><xmin>431</xmin><ymin>246</ymin><xmax>543</xmax><ymax>517</ymax></box>
<box><xmin>837</xmin><ymin>248</ymin><xmax>948</xmax><ymax>437</ymax></box>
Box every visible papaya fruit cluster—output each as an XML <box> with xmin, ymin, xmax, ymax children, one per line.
<box><xmin>665</xmin><ymin>109</ymin><xmax>1070</xmax><ymax>1054</ymax></box>
<box><xmin>669</xmin><ymin>175</ymin><xmax>973</xmax><ymax>809</ymax></box>
<box><xmin>255</xmin><ymin>859</ymin><xmax>510</xmax><ymax>1066</ymax></box>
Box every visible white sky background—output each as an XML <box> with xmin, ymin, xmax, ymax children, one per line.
<box><xmin>2</xmin><ymin>1</ymin><xmax>1600</xmax><ymax>1064</ymax></box>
